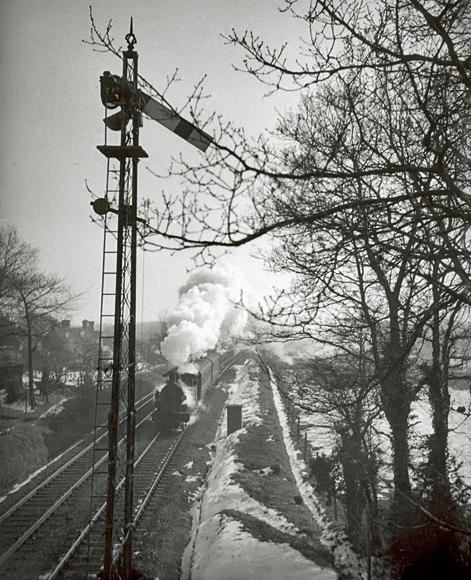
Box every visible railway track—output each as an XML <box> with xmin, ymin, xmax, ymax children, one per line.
<box><xmin>0</xmin><ymin>390</ymin><xmax>155</xmax><ymax>512</ymax></box>
<box><xmin>0</xmin><ymin>352</ymin><xmax>246</xmax><ymax>579</ymax></box>
<box><xmin>50</xmin><ymin>431</ymin><xmax>185</xmax><ymax>579</ymax></box>
<box><xmin>219</xmin><ymin>349</ymin><xmax>246</xmax><ymax>375</ymax></box>
<box><xmin>0</xmin><ymin>391</ymin><xmax>156</xmax><ymax>577</ymax></box>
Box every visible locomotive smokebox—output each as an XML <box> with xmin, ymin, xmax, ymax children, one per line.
<box><xmin>227</xmin><ymin>404</ymin><xmax>242</xmax><ymax>435</ymax></box>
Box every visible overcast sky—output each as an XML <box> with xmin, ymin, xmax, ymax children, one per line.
<box><xmin>0</xmin><ymin>1</ymin><xmax>300</xmax><ymax>323</ymax></box>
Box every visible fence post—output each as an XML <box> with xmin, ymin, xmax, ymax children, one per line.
<box><xmin>366</xmin><ymin>513</ymin><xmax>372</xmax><ymax>580</ymax></box>
<box><xmin>296</xmin><ymin>416</ymin><xmax>300</xmax><ymax>442</ymax></box>
<box><xmin>303</xmin><ymin>432</ymin><xmax>308</xmax><ymax>461</ymax></box>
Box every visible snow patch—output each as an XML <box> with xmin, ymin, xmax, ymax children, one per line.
<box><xmin>191</xmin><ymin>514</ymin><xmax>336</xmax><ymax>580</ymax></box>
<box><xmin>201</xmin><ymin>431</ymin><xmax>297</xmax><ymax>534</ymax></box>
<box><xmin>38</xmin><ymin>397</ymin><xmax>68</xmax><ymax>419</ymax></box>
<box><xmin>223</xmin><ymin>361</ymin><xmax>262</xmax><ymax>428</ymax></box>
<box><xmin>184</xmin><ymin>362</ymin><xmax>337</xmax><ymax>580</ymax></box>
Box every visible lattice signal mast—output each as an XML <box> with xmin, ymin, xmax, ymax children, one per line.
<box><xmin>91</xmin><ymin>21</ymin><xmax>212</xmax><ymax>580</ymax></box>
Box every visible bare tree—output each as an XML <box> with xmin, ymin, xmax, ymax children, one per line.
<box><xmin>1</xmin><ymin>227</ymin><xmax>77</xmax><ymax>408</ymax></box>
<box><xmin>0</xmin><ymin>227</ymin><xmax>38</xmax><ymax>313</ymax></box>
<box><xmin>12</xmin><ymin>272</ymin><xmax>75</xmax><ymax>408</ymax></box>
<box><xmin>87</xmin><ymin>3</ymin><xmax>471</xmax><ymax>276</ymax></box>
<box><xmin>133</xmin><ymin>2</ymin><xmax>471</xmax><ymax>264</ymax></box>
<box><xmin>288</xmin><ymin>333</ymin><xmax>384</xmax><ymax>554</ymax></box>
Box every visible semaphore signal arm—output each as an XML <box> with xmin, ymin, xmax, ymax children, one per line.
<box><xmin>99</xmin><ymin>70</ymin><xmax>213</xmax><ymax>153</ymax></box>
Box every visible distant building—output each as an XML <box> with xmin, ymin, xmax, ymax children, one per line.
<box><xmin>0</xmin><ymin>316</ymin><xmax>24</xmax><ymax>400</ymax></box>
<box><xmin>0</xmin><ymin>316</ymin><xmax>22</xmax><ymax>366</ymax></box>
<box><xmin>51</xmin><ymin>319</ymin><xmax>99</xmax><ymax>373</ymax></box>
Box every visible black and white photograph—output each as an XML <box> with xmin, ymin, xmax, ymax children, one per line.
<box><xmin>1</xmin><ymin>1</ymin><xmax>471</xmax><ymax>579</ymax></box>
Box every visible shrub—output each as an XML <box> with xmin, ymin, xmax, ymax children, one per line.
<box><xmin>0</xmin><ymin>423</ymin><xmax>49</xmax><ymax>490</ymax></box>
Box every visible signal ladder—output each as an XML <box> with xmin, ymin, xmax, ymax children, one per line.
<box><xmin>85</xmin><ymin>121</ymin><xmax>136</xmax><ymax>576</ymax></box>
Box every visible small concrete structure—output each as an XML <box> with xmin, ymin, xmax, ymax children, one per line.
<box><xmin>227</xmin><ymin>404</ymin><xmax>242</xmax><ymax>435</ymax></box>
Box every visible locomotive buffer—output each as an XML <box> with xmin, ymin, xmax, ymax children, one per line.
<box><xmin>92</xmin><ymin>20</ymin><xmax>212</xmax><ymax>580</ymax></box>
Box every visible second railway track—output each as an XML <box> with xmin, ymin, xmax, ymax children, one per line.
<box><xmin>0</xmin><ymin>351</ymin><xmax>247</xmax><ymax>579</ymax></box>
<box><xmin>0</xmin><ymin>391</ymin><xmax>155</xmax><ymax>575</ymax></box>
<box><xmin>50</xmin><ymin>430</ymin><xmax>186</xmax><ymax>580</ymax></box>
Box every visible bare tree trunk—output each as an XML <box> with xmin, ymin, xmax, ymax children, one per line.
<box><xmin>24</xmin><ymin>302</ymin><xmax>36</xmax><ymax>409</ymax></box>
<box><xmin>428</xmin><ymin>308</ymin><xmax>452</xmax><ymax>515</ymax></box>
<box><xmin>40</xmin><ymin>368</ymin><xmax>50</xmax><ymax>403</ymax></box>
<box><xmin>339</xmin><ymin>432</ymin><xmax>365</xmax><ymax>551</ymax></box>
<box><xmin>379</xmin><ymin>345</ymin><xmax>413</xmax><ymax>522</ymax></box>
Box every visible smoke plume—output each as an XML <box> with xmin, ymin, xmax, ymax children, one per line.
<box><xmin>161</xmin><ymin>266</ymin><xmax>247</xmax><ymax>368</ymax></box>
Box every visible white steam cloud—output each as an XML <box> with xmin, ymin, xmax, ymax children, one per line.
<box><xmin>161</xmin><ymin>266</ymin><xmax>247</xmax><ymax>368</ymax></box>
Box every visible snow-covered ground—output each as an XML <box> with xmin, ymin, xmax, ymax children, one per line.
<box><xmin>411</xmin><ymin>388</ymin><xmax>471</xmax><ymax>486</ymax></box>
<box><xmin>300</xmin><ymin>387</ymin><xmax>471</xmax><ymax>491</ymax></box>
<box><xmin>38</xmin><ymin>397</ymin><xmax>69</xmax><ymax>419</ymax></box>
<box><xmin>183</xmin><ymin>361</ymin><xmax>338</xmax><ymax>580</ymax></box>
<box><xmin>1</xmin><ymin>387</ymin><xmax>69</xmax><ymax>416</ymax></box>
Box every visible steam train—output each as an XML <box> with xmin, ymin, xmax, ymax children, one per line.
<box><xmin>153</xmin><ymin>351</ymin><xmax>221</xmax><ymax>432</ymax></box>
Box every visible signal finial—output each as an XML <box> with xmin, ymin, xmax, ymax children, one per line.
<box><xmin>125</xmin><ymin>17</ymin><xmax>137</xmax><ymax>50</ymax></box>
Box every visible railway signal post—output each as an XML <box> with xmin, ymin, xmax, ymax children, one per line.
<box><xmin>93</xmin><ymin>21</ymin><xmax>146</xmax><ymax>580</ymax></box>
<box><xmin>91</xmin><ymin>21</ymin><xmax>212</xmax><ymax>580</ymax></box>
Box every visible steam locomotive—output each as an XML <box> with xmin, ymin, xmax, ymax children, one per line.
<box><xmin>153</xmin><ymin>352</ymin><xmax>221</xmax><ymax>432</ymax></box>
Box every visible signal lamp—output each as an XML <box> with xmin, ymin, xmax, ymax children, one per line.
<box><xmin>91</xmin><ymin>198</ymin><xmax>111</xmax><ymax>216</ymax></box>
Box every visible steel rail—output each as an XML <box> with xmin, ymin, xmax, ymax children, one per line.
<box><xmin>0</xmin><ymin>405</ymin><xmax>156</xmax><ymax>569</ymax></box>
<box><xmin>115</xmin><ymin>428</ymin><xmax>186</xmax><ymax>562</ymax></box>
<box><xmin>0</xmin><ymin>453</ymin><xmax>108</xmax><ymax>567</ymax></box>
<box><xmin>217</xmin><ymin>350</ymin><xmax>247</xmax><ymax>377</ymax></box>
<box><xmin>0</xmin><ymin>391</ymin><xmax>154</xmax><ymax>524</ymax></box>
<box><xmin>1</xmin><ymin>354</ymin><xmax>243</xmax><ymax>576</ymax></box>
<box><xmin>57</xmin><ymin>352</ymin><xmax>245</xmax><ymax>577</ymax></box>
<box><xmin>46</xmin><ymin>431</ymin><xmax>183</xmax><ymax>580</ymax></box>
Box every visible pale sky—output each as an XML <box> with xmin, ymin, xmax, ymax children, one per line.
<box><xmin>0</xmin><ymin>1</ymin><xmax>300</xmax><ymax>323</ymax></box>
